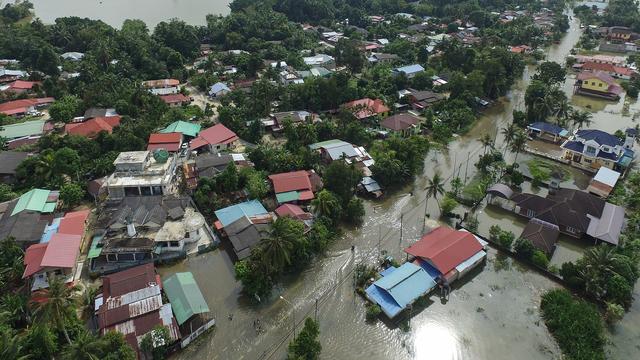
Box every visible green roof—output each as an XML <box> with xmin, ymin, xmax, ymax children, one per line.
<box><xmin>11</xmin><ymin>189</ymin><xmax>53</xmax><ymax>216</ymax></box>
<box><xmin>160</xmin><ymin>121</ymin><xmax>201</xmax><ymax>138</ymax></box>
<box><xmin>163</xmin><ymin>272</ymin><xmax>209</xmax><ymax>325</ymax></box>
<box><xmin>276</xmin><ymin>190</ymin><xmax>301</xmax><ymax>204</ymax></box>
<box><xmin>87</xmin><ymin>235</ymin><xmax>103</xmax><ymax>259</ymax></box>
<box><xmin>0</xmin><ymin>120</ymin><xmax>45</xmax><ymax>139</ymax></box>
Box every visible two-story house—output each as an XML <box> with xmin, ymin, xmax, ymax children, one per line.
<box><xmin>561</xmin><ymin>129</ymin><xmax>635</xmax><ymax>172</ymax></box>
<box><xmin>574</xmin><ymin>71</ymin><xmax>623</xmax><ymax>100</ymax></box>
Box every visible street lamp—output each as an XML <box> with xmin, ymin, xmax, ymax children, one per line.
<box><xmin>279</xmin><ymin>295</ymin><xmax>295</xmax><ymax>339</ymax></box>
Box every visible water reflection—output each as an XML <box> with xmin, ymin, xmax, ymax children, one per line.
<box><xmin>413</xmin><ymin>322</ymin><xmax>460</xmax><ymax>360</ymax></box>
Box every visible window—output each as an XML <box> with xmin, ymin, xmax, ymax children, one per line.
<box><xmin>584</xmin><ymin>158</ymin><xmax>592</xmax><ymax>163</ymax></box>
<box><xmin>598</xmin><ymin>83</ymin><xmax>603</xmax><ymax>87</ymax></box>
<box><xmin>585</xmin><ymin>146</ymin><xmax>597</xmax><ymax>155</ymax></box>
<box><xmin>591</xmin><ymin>81</ymin><xmax>596</xmax><ymax>86</ymax></box>
<box><xmin>526</xmin><ymin>209</ymin><xmax>536</xmax><ymax>218</ymax></box>
<box><xmin>566</xmin><ymin>226</ymin><xmax>577</xmax><ymax>234</ymax></box>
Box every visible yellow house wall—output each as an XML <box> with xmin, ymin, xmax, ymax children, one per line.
<box><xmin>581</xmin><ymin>78</ymin><xmax>609</xmax><ymax>92</ymax></box>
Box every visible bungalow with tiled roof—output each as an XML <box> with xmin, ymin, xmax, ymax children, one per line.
<box><xmin>574</xmin><ymin>71</ymin><xmax>623</xmax><ymax>100</ymax></box>
<box><xmin>342</xmin><ymin>98</ymin><xmax>390</xmax><ymax>120</ymax></box>
<box><xmin>380</xmin><ymin>113</ymin><xmax>423</xmax><ymax>136</ymax></box>
<box><xmin>0</xmin><ymin>80</ymin><xmax>40</xmax><ymax>94</ymax></box>
<box><xmin>65</xmin><ymin>116</ymin><xmax>121</xmax><ymax>138</ymax></box>
<box><xmin>159</xmin><ymin>93</ymin><xmax>192</xmax><ymax>107</ymax></box>
<box><xmin>561</xmin><ymin>129</ymin><xmax>635</xmax><ymax>172</ymax></box>
<box><xmin>574</xmin><ymin>61</ymin><xmax>636</xmax><ymax>80</ymax></box>
<box><xmin>189</xmin><ymin>124</ymin><xmax>239</xmax><ymax>153</ymax></box>
<box><xmin>0</xmin><ymin>97</ymin><xmax>54</xmax><ymax>117</ymax></box>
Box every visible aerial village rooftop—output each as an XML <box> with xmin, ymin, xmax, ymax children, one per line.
<box><xmin>1</xmin><ymin>0</ymin><xmax>640</xmax><ymax>359</ymax></box>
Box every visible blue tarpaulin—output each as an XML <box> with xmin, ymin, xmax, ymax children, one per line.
<box><xmin>40</xmin><ymin>218</ymin><xmax>61</xmax><ymax>243</ymax></box>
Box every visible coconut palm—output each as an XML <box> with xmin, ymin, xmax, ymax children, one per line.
<box><xmin>570</xmin><ymin>109</ymin><xmax>592</xmax><ymax>129</ymax></box>
<box><xmin>510</xmin><ymin>130</ymin><xmax>528</xmax><ymax>164</ymax></box>
<box><xmin>311</xmin><ymin>189</ymin><xmax>341</xmax><ymax>220</ymax></box>
<box><xmin>425</xmin><ymin>172</ymin><xmax>446</xmax><ymax>210</ymax></box>
<box><xmin>60</xmin><ymin>330</ymin><xmax>101</xmax><ymax>360</ymax></box>
<box><xmin>78</xmin><ymin>285</ymin><xmax>99</xmax><ymax>320</ymax></box>
<box><xmin>31</xmin><ymin>275</ymin><xmax>80</xmax><ymax>345</ymax></box>
<box><xmin>258</xmin><ymin>217</ymin><xmax>304</xmax><ymax>273</ymax></box>
<box><xmin>501</xmin><ymin>123</ymin><xmax>517</xmax><ymax>154</ymax></box>
<box><xmin>0</xmin><ymin>293</ymin><xmax>30</xmax><ymax>328</ymax></box>
<box><xmin>480</xmin><ymin>133</ymin><xmax>494</xmax><ymax>154</ymax></box>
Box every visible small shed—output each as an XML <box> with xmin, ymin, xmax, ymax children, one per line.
<box><xmin>587</xmin><ymin>167</ymin><xmax>621</xmax><ymax>198</ymax></box>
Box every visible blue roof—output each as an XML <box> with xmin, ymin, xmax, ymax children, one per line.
<box><xmin>40</xmin><ymin>218</ymin><xmax>61</xmax><ymax>243</ymax></box>
<box><xmin>576</xmin><ymin>129</ymin><xmax>621</xmax><ymax>147</ymax></box>
<box><xmin>394</xmin><ymin>64</ymin><xmax>425</xmax><ymax>75</ymax></box>
<box><xmin>528</xmin><ymin>122</ymin><xmax>567</xmax><ymax>136</ymax></box>
<box><xmin>214</xmin><ymin>200</ymin><xmax>268</xmax><ymax>228</ymax></box>
<box><xmin>379</xmin><ymin>266</ymin><xmax>397</xmax><ymax>277</ymax></box>
<box><xmin>365</xmin><ymin>262</ymin><xmax>436</xmax><ymax>318</ymax></box>
<box><xmin>598</xmin><ymin>150</ymin><xmax>618</xmax><ymax>161</ymax></box>
<box><xmin>209</xmin><ymin>82</ymin><xmax>230</xmax><ymax>94</ymax></box>
<box><xmin>414</xmin><ymin>258</ymin><xmax>442</xmax><ymax>279</ymax></box>
<box><xmin>561</xmin><ymin>140</ymin><xmax>584</xmax><ymax>152</ymax></box>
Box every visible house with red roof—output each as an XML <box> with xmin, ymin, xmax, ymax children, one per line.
<box><xmin>21</xmin><ymin>209</ymin><xmax>89</xmax><ymax>291</ymax></box>
<box><xmin>574</xmin><ymin>71</ymin><xmax>623</xmax><ymax>100</ymax></box>
<box><xmin>0</xmin><ymin>97</ymin><xmax>54</xmax><ymax>117</ymax></box>
<box><xmin>65</xmin><ymin>116</ymin><xmax>121</xmax><ymax>138</ymax></box>
<box><xmin>22</xmin><ymin>233</ymin><xmax>82</xmax><ymax>291</ymax></box>
<box><xmin>575</xmin><ymin>62</ymin><xmax>636</xmax><ymax>80</ymax></box>
<box><xmin>159</xmin><ymin>93</ymin><xmax>192</xmax><ymax>107</ymax></box>
<box><xmin>404</xmin><ymin>226</ymin><xmax>486</xmax><ymax>284</ymax></box>
<box><xmin>189</xmin><ymin>123</ymin><xmax>239</xmax><ymax>153</ymax></box>
<box><xmin>147</xmin><ymin>132</ymin><xmax>183</xmax><ymax>152</ymax></box>
<box><xmin>1</xmin><ymin>80</ymin><xmax>40</xmax><ymax>94</ymax></box>
<box><xmin>342</xmin><ymin>98</ymin><xmax>390</xmax><ymax>120</ymax></box>
<box><xmin>95</xmin><ymin>264</ymin><xmax>180</xmax><ymax>358</ymax></box>
<box><xmin>268</xmin><ymin>170</ymin><xmax>323</xmax><ymax>204</ymax></box>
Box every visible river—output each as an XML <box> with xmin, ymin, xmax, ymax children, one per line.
<box><xmin>21</xmin><ymin>0</ymin><xmax>231</xmax><ymax>28</ymax></box>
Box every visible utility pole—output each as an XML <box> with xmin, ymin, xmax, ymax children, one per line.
<box><xmin>400</xmin><ymin>213</ymin><xmax>404</xmax><ymax>247</ymax></box>
<box><xmin>464</xmin><ymin>151</ymin><xmax>471</xmax><ymax>182</ymax></box>
<box><xmin>315</xmin><ymin>299</ymin><xmax>318</xmax><ymax>322</ymax></box>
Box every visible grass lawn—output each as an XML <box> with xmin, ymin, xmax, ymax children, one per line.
<box><xmin>527</xmin><ymin>158</ymin><xmax>572</xmax><ymax>183</ymax></box>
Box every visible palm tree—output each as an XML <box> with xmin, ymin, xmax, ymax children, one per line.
<box><xmin>480</xmin><ymin>133</ymin><xmax>494</xmax><ymax>154</ymax></box>
<box><xmin>425</xmin><ymin>172</ymin><xmax>446</xmax><ymax>210</ymax></box>
<box><xmin>31</xmin><ymin>275</ymin><xmax>80</xmax><ymax>345</ymax></box>
<box><xmin>570</xmin><ymin>109</ymin><xmax>592</xmax><ymax>129</ymax></box>
<box><xmin>501</xmin><ymin>123</ymin><xmax>517</xmax><ymax>153</ymax></box>
<box><xmin>552</xmin><ymin>97</ymin><xmax>571</xmax><ymax>126</ymax></box>
<box><xmin>311</xmin><ymin>189</ymin><xmax>341</xmax><ymax>220</ymax></box>
<box><xmin>60</xmin><ymin>330</ymin><xmax>101</xmax><ymax>360</ymax></box>
<box><xmin>78</xmin><ymin>285</ymin><xmax>99</xmax><ymax>320</ymax></box>
<box><xmin>258</xmin><ymin>219</ymin><xmax>301</xmax><ymax>273</ymax></box>
<box><xmin>580</xmin><ymin>245</ymin><xmax>619</xmax><ymax>298</ymax></box>
<box><xmin>0</xmin><ymin>293</ymin><xmax>30</xmax><ymax>328</ymax></box>
<box><xmin>510</xmin><ymin>130</ymin><xmax>528</xmax><ymax>164</ymax></box>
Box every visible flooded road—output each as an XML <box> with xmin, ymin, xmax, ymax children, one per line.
<box><xmin>159</xmin><ymin>5</ymin><xmax>640</xmax><ymax>360</ymax></box>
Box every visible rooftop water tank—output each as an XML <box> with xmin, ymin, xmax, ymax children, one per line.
<box><xmin>153</xmin><ymin>149</ymin><xmax>169</xmax><ymax>163</ymax></box>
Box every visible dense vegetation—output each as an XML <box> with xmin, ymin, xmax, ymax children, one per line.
<box><xmin>540</xmin><ymin>289</ymin><xmax>606</xmax><ymax>360</ymax></box>
<box><xmin>287</xmin><ymin>318</ymin><xmax>322</xmax><ymax>360</ymax></box>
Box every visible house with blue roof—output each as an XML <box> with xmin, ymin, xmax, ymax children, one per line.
<box><xmin>214</xmin><ymin>200</ymin><xmax>269</xmax><ymax>228</ymax></box>
<box><xmin>526</xmin><ymin>122</ymin><xmax>569</xmax><ymax>143</ymax></box>
<box><xmin>209</xmin><ymin>82</ymin><xmax>231</xmax><ymax>98</ymax></box>
<box><xmin>392</xmin><ymin>64</ymin><xmax>425</xmax><ymax>79</ymax></box>
<box><xmin>365</xmin><ymin>262</ymin><xmax>436</xmax><ymax>318</ymax></box>
<box><xmin>561</xmin><ymin>128</ymin><xmax>635</xmax><ymax>173</ymax></box>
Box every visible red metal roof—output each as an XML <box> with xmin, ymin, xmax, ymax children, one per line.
<box><xmin>159</xmin><ymin>93</ymin><xmax>190</xmax><ymax>104</ymax></box>
<box><xmin>147</xmin><ymin>132</ymin><xmax>182</xmax><ymax>152</ymax></box>
<box><xmin>22</xmin><ymin>243</ymin><xmax>47</xmax><ymax>278</ymax></box>
<box><xmin>189</xmin><ymin>123</ymin><xmax>238</xmax><ymax>150</ymax></box>
<box><xmin>404</xmin><ymin>226</ymin><xmax>483</xmax><ymax>274</ymax></box>
<box><xmin>102</xmin><ymin>263</ymin><xmax>158</xmax><ymax>298</ymax></box>
<box><xmin>268</xmin><ymin>170</ymin><xmax>313</xmax><ymax>194</ymax></box>
<box><xmin>65</xmin><ymin>116</ymin><xmax>121</xmax><ymax>137</ymax></box>
<box><xmin>40</xmin><ymin>233</ymin><xmax>81</xmax><ymax>269</ymax></box>
<box><xmin>58</xmin><ymin>209</ymin><xmax>90</xmax><ymax>236</ymax></box>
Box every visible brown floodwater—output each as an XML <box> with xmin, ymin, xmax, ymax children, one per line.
<box><xmin>159</xmin><ymin>6</ymin><xmax>640</xmax><ymax>360</ymax></box>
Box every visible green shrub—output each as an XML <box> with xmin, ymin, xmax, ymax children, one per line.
<box><xmin>498</xmin><ymin>231</ymin><xmax>515</xmax><ymax>250</ymax></box>
<box><xmin>489</xmin><ymin>225</ymin><xmax>502</xmax><ymax>242</ymax></box>
<box><xmin>514</xmin><ymin>237</ymin><xmax>535</xmax><ymax>259</ymax></box>
<box><xmin>531</xmin><ymin>250</ymin><xmax>549</xmax><ymax>269</ymax></box>
<box><xmin>604</xmin><ymin>302</ymin><xmax>625</xmax><ymax>324</ymax></box>
<box><xmin>365</xmin><ymin>304</ymin><xmax>382</xmax><ymax>322</ymax></box>
<box><xmin>540</xmin><ymin>289</ymin><xmax>605</xmax><ymax>360</ymax></box>
<box><xmin>440</xmin><ymin>195</ymin><xmax>458</xmax><ymax>217</ymax></box>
